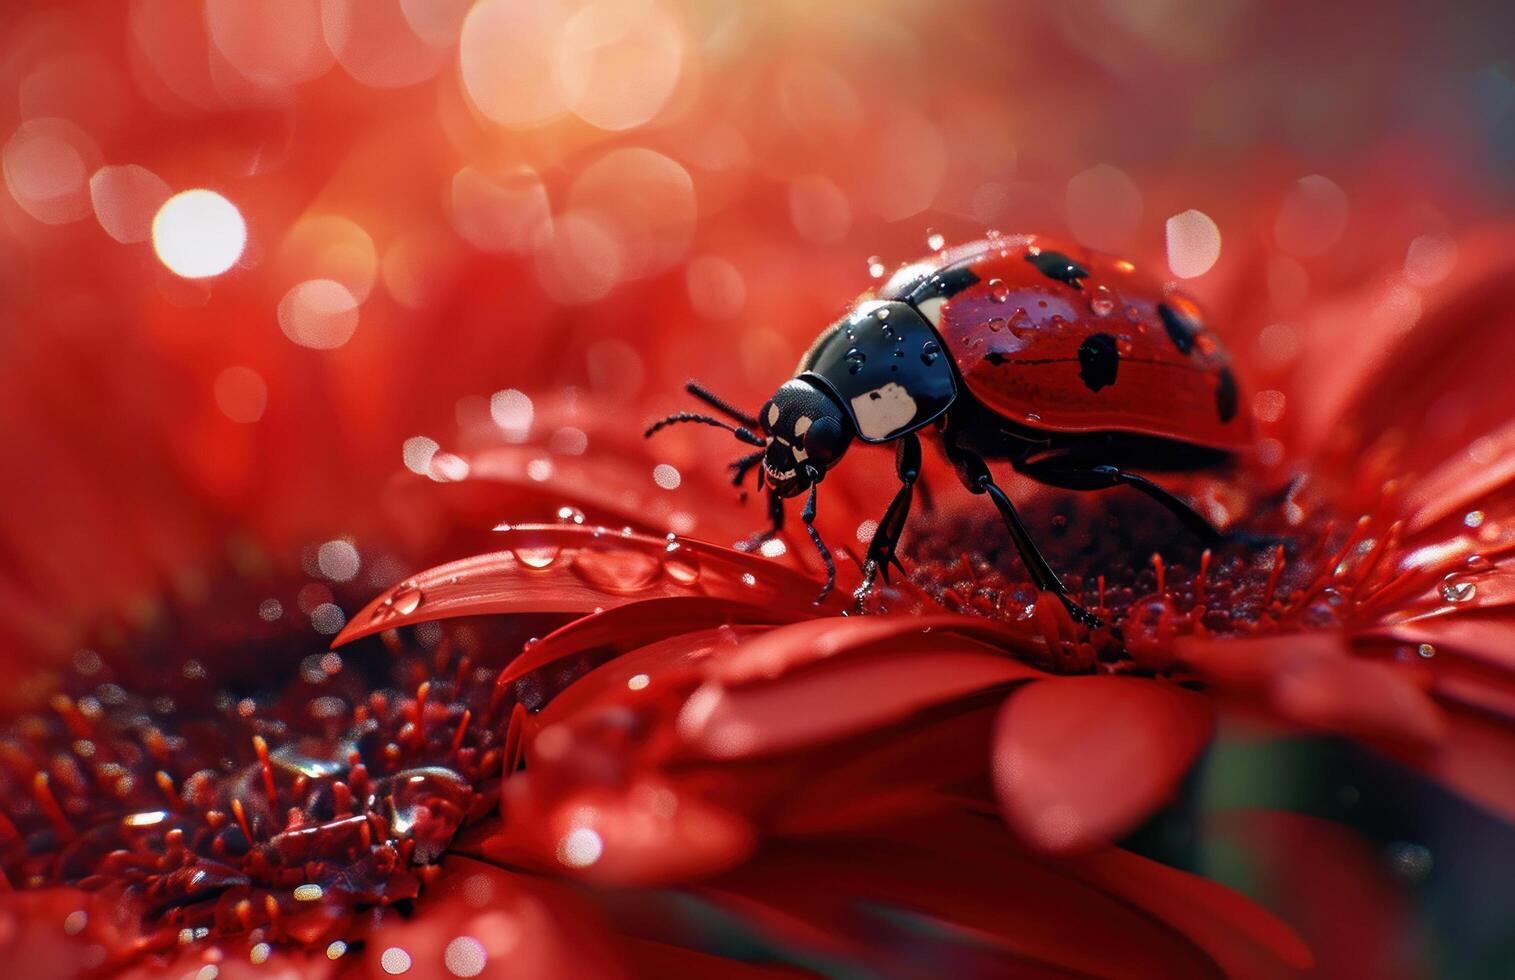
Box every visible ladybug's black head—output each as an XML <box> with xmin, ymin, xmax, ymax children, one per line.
<box><xmin>759</xmin><ymin>379</ymin><xmax>854</xmax><ymax>498</ymax></box>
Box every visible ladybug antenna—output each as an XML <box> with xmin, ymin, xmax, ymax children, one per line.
<box><xmin>645</xmin><ymin>412</ymin><xmax>766</xmax><ymax>447</ymax></box>
<box><xmin>685</xmin><ymin>380</ymin><xmax>761</xmax><ymax>429</ymax></box>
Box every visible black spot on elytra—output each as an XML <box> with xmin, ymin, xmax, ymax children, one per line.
<box><xmin>1077</xmin><ymin>333</ymin><xmax>1119</xmax><ymax>391</ymax></box>
<box><xmin>985</xmin><ymin>351</ymin><xmax>1010</xmax><ymax>365</ymax></box>
<box><xmin>1025</xmin><ymin>249</ymin><xmax>1089</xmax><ymax>289</ymax></box>
<box><xmin>927</xmin><ymin>265</ymin><xmax>980</xmax><ymax>298</ymax></box>
<box><xmin>1157</xmin><ymin>303</ymin><xmax>1199</xmax><ymax>355</ymax></box>
<box><xmin>1215</xmin><ymin>367</ymin><xmax>1238</xmax><ymax>422</ymax></box>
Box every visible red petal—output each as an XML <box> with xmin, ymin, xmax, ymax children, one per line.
<box><xmin>706</xmin><ymin>613</ymin><xmax>1048</xmax><ymax>686</ymax></box>
<box><xmin>992</xmin><ymin>675</ymin><xmax>1213</xmax><ymax>853</ymax></box>
<box><xmin>1071</xmin><ymin>844</ymin><xmax>1315</xmax><ymax>976</ymax></box>
<box><xmin>488</xmin><ymin>774</ymin><xmax>756</xmax><ymax>886</ymax></box>
<box><xmin>703</xmin><ymin>811</ymin><xmax>1301</xmax><ymax>979</ymax></box>
<box><xmin>496</xmin><ymin>595</ymin><xmax>801</xmax><ymax>689</ymax></box>
<box><xmin>334</xmin><ymin>524</ymin><xmax>840</xmax><ymax>647</ymax></box>
<box><xmin>1177</xmin><ymin>633</ymin><xmax>1445</xmax><ymax>749</ymax></box>
<box><xmin>618</xmin><ymin>938</ymin><xmax>812</xmax><ymax>979</ymax></box>
<box><xmin>357</xmin><ymin>855</ymin><xmax>628</xmax><ymax>978</ymax></box>
<box><xmin>678</xmin><ymin>622</ymin><xmax>1043</xmax><ymax>758</ymax></box>
<box><xmin>1209</xmin><ymin>810</ymin><xmax>1414</xmax><ymax>980</ymax></box>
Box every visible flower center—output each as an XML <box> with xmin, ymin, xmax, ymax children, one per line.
<box><xmin>0</xmin><ymin>575</ymin><xmax>562</xmax><ymax>965</ymax></box>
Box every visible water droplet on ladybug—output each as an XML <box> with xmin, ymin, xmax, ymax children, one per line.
<box><xmin>988</xmin><ymin>317</ymin><xmax>1005</xmax><ymax>331</ymax></box>
<box><xmin>1417</xmin><ymin>643</ymin><xmax>1436</xmax><ymax>659</ymax></box>
<box><xmin>867</xmin><ymin>255</ymin><xmax>885</xmax><ymax>278</ymax></box>
<box><xmin>988</xmin><ymin>278</ymin><xmax>1010</xmax><ymax>303</ymax></box>
<box><xmin>925</xmin><ymin>228</ymin><xmax>945</xmax><ymax>251</ymax></box>
<box><xmin>1466</xmin><ymin>554</ymin><xmax>1496</xmax><ymax>573</ymax></box>
<box><xmin>874</xmin><ymin>306</ymin><xmax>890</xmax><ymax>320</ymax></box>
<box><xmin>1441</xmin><ymin>574</ymin><xmax>1477</xmax><ymax>603</ymax></box>
<box><xmin>845</xmin><ymin>348</ymin><xmax>866</xmax><ymax>374</ymax></box>
<box><xmin>920</xmin><ymin>340</ymin><xmax>940</xmax><ymax>365</ymax></box>
<box><xmin>892</xmin><ymin>347</ymin><xmax>904</xmax><ymax>357</ymax></box>
<box><xmin>1090</xmin><ymin>285</ymin><xmax>1116</xmax><ymax>317</ymax></box>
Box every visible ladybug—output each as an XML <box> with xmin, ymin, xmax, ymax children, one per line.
<box><xmin>647</xmin><ymin>235</ymin><xmax>1250</xmax><ymax>626</ymax></box>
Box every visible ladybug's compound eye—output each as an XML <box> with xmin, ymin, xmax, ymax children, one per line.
<box><xmin>802</xmin><ymin>415</ymin><xmax>848</xmax><ymax>467</ymax></box>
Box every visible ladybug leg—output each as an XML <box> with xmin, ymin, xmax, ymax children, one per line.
<box><xmin>854</xmin><ymin>434</ymin><xmax>922</xmax><ymax>606</ymax></box>
<box><xmin>800</xmin><ymin>470</ymin><xmax>836</xmax><ymax>603</ymax></box>
<box><xmin>1019</xmin><ymin>460</ymin><xmax>1221</xmax><ymax>543</ymax></box>
<box><xmin>738</xmin><ymin>488</ymin><xmax>786</xmax><ymax>553</ymax></box>
<box><xmin>948</xmin><ymin>444</ymin><xmax>1104</xmax><ymax>629</ymax></box>
<box><xmin>729</xmin><ymin>449</ymin><xmax>765</xmax><ymax>489</ymax></box>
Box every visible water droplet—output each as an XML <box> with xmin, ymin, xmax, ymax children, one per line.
<box><xmin>925</xmin><ymin>228</ymin><xmax>945</xmax><ymax>251</ymax></box>
<box><xmin>867</xmin><ymin>256</ymin><xmax>886</xmax><ymax>278</ymax></box>
<box><xmin>556</xmin><ymin>506</ymin><xmax>586</xmax><ymax>525</ymax></box>
<box><xmin>1440</xmin><ymin>574</ymin><xmax>1477</xmax><ymax>603</ymax></box>
<box><xmin>1466</xmin><ymin>554</ymin><xmax>1496</xmax><ymax>573</ymax></box>
<box><xmin>375</xmin><ymin>766</ymin><xmax>472</xmax><ymax>864</ymax></box>
<box><xmin>920</xmin><ymin>340</ymin><xmax>941</xmax><ymax>365</ymax></box>
<box><xmin>873</xmin><ymin>306</ymin><xmax>890</xmax><ymax>320</ymax></box>
<box><xmin>845</xmin><ymin>348</ymin><xmax>866</xmax><ymax>374</ymax></box>
<box><xmin>741</xmin><ymin>572</ymin><xmax>757</xmax><ymax>587</ymax></box>
<box><xmin>512</xmin><ymin>546</ymin><xmax>560</xmax><ymax>570</ymax></box>
<box><xmin>663</xmin><ymin>554</ymin><xmax>701</xmax><ymax>585</ymax></box>
<box><xmin>371</xmin><ymin>583</ymin><xmax>424</xmax><ymax>622</ymax></box>
<box><xmin>1464</xmin><ymin>510</ymin><xmax>1486</xmax><ymax>529</ymax></box>
<box><xmin>1417</xmin><ymin>643</ymin><xmax>1436</xmax><ymax>659</ymax></box>
<box><xmin>988</xmin><ymin>278</ymin><xmax>1009</xmax><ymax>303</ymax></box>
<box><xmin>987</xmin><ymin>317</ymin><xmax>1005</xmax><ymax>332</ymax></box>
<box><xmin>570</xmin><ymin>548</ymin><xmax>662</xmax><ymax>593</ymax></box>
<box><xmin>1090</xmin><ymin>285</ymin><xmax>1116</xmax><ymax>317</ymax></box>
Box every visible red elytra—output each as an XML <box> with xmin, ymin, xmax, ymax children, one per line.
<box><xmin>885</xmin><ymin>235</ymin><xmax>1249</xmax><ymax>452</ymax></box>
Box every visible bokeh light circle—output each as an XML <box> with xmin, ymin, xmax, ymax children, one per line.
<box><xmin>278</xmin><ymin>279</ymin><xmax>360</xmax><ymax>349</ymax></box>
<box><xmin>152</xmin><ymin>190</ymin><xmax>248</xmax><ymax>279</ymax></box>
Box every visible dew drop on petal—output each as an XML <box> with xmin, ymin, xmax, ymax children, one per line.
<box><xmin>571</xmin><ymin>548</ymin><xmax>661</xmax><ymax>593</ymax></box>
<box><xmin>388</xmin><ymin>584</ymin><xmax>424</xmax><ymax>616</ymax></box>
<box><xmin>512</xmin><ymin>546</ymin><xmax>561</xmax><ymax>570</ymax></box>
<box><xmin>1165</xmin><ymin>208</ymin><xmax>1221</xmax><ymax>279</ymax></box>
<box><xmin>1440</xmin><ymin>575</ymin><xmax>1477</xmax><ymax>603</ymax></box>
<box><xmin>663</xmin><ymin>553</ymin><xmax>700</xmax><ymax>585</ymax></box>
